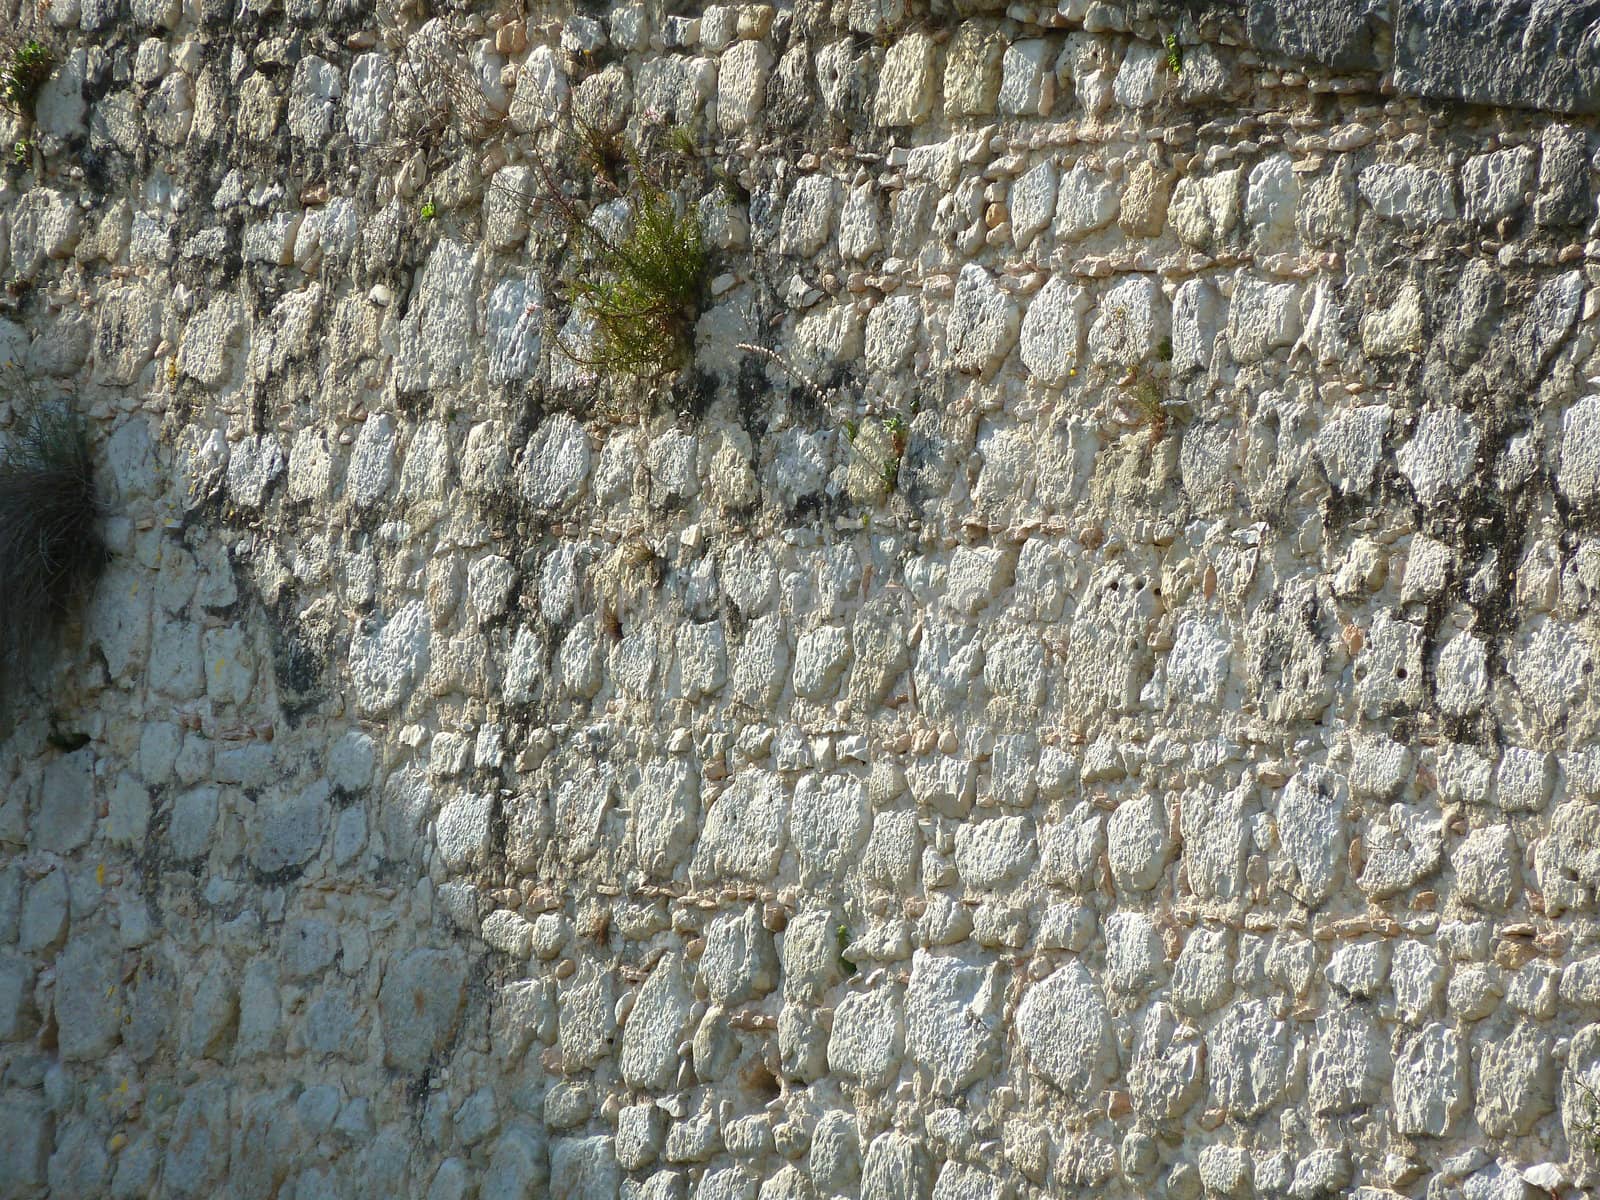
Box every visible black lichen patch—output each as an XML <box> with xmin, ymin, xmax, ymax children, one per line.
<box><xmin>267</xmin><ymin>591</ymin><xmax>331</xmax><ymax>722</ymax></box>
<box><xmin>0</xmin><ymin>404</ymin><xmax>106</xmax><ymax>701</ymax></box>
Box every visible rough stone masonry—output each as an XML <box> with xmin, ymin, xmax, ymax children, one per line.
<box><xmin>4</xmin><ymin>0</ymin><xmax>1600</xmax><ymax>1197</ymax></box>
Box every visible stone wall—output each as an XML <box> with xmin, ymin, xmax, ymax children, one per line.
<box><xmin>4</xmin><ymin>0</ymin><xmax>1600</xmax><ymax>1197</ymax></box>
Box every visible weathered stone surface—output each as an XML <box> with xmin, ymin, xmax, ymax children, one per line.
<box><xmin>1277</xmin><ymin>766</ymin><xmax>1347</xmax><ymax>905</ymax></box>
<box><xmin>1209</xmin><ymin>999</ymin><xmax>1294</xmax><ymax>1118</ymax></box>
<box><xmin>1394</xmin><ymin>0</ymin><xmax>1600</xmax><ymax>115</ymax></box>
<box><xmin>379</xmin><ymin>949</ymin><xmax>466</xmax><ymax>1072</ymax></box>
<box><xmin>1475</xmin><ymin>1022</ymin><xmax>1554</xmax><ymax>1136</ymax></box>
<box><xmin>1016</xmin><ymin>960</ymin><xmax>1113</xmax><ymax>1098</ymax></box>
<box><xmin>1309</xmin><ymin>1008</ymin><xmax>1389</xmax><ymax>1115</ymax></box>
<box><xmin>691</xmin><ymin>771</ymin><xmax>789</xmax><ymax>883</ymax></box>
<box><xmin>56</xmin><ymin>929</ymin><xmax>123</xmax><ymax>1060</ymax></box>
<box><xmin>791</xmin><ymin>774</ymin><xmax>870</xmax><ymax>886</ymax></box>
<box><xmin>1248</xmin><ymin>0</ymin><xmax>1384</xmax><ymax>69</ymax></box>
<box><xmin>251</xmin><ymin>781</ymin><xmax>330</xmax><ymax>875</ymax></box>
<box><xmin>620</xmin><ymin>952</ymin><xmax>693</xmax><ymax>1090</ymax></box>
<box><xmin>1107</xmin><ymin>793</ymin><xmax>1171</xmax><ymax>894</ymax></box>
<box><xmin>1394</xmin><ymin>1023</ymin><xmax>1470</xmax><ymax>1136</ymax></box>
<box><xmin>875</xmin><ymin>34</ymin><xmax>937</xmax><ymax>127</ymax></box>
<box><xmin>551</xmin><ymin>1137</ymin><xmax>620</xmax><ymax>1200</ymax></box>
<box><xmin>905</xmin><ymin>952</ymin><xmax>1004</xmax><ymax>1094</ymax></box>
<box><xmin>948</xmin><ymin>265</ymin><xmax>1020</xmax><ymax>376</ymax></box>
<box><xmin>828</xmin><ymin>985</ymin><xmax>904</xmax><ymax>1088</ymax></box>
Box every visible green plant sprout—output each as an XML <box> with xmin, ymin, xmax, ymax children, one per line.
<box><xmin>12</xmin><ymin>138</ymin><xmax>30</xmax><ymax>167</ymax></box>
<box><xmin>1164</xmin><ymin>33</ymin><xmax>1183</xmax><ymax>75</ymax></box>
<box><xmin>419</xmin><ymin>199</ymin><xmax>438</xmax><ymax>221</ymax></box>
<box><xmin>564</xmin><ymin>179</ymin><xmax>706</xmax><ymax>379</ymax></box>
<box><xmin>836</xmin><ymin>923</ymin><xmax>858</xmax><ymax>977</ymax></box>
<box><xmin>1</xmin><ymin>40</ymin><xmax>52</xmax><ymax>118</ymax></box>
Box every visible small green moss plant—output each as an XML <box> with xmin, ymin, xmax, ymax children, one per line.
<box><xmin>1</xmin><ymin>40</ymin><xmax>52</xmax><ymax>118</ymax></box>
<box><xmin>1164</xmin><ymin>33</ymin><xmax>1183</xmax><ymax>76</ymax></box>
<box><xmin>0</xmin><ymin>392</ymin><xmax>104</xmax><ymax>691</ymax></box>
<box><xmin>12</xmin><ymin>138</ymin><xmax>30</xmax><ymax>168</ymax></box>
<box><xmin>419</xmin><ymin>199</ymin><xmax>438</xmax><ymax>221</ymax></box>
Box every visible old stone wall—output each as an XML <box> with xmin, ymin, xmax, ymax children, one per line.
<box><xmin>4</xmin><ymin>0</ymin><xmax>1600</xmax><ymax>1197</ymax></box>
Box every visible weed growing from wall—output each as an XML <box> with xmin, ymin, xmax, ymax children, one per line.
<box><xmin>513</xmin><ymin>114</ymin><xmax>708</xmax><ymax>384</ymax></box>
<box><xmin>0</xmin><ymin>381</ymin><xmax>105</xmax><ymax>694</ymax></box>
<box><xmin>564</xmin><ymin>178</ymin><xmax>706</xmax><ymax>379</ymax></box>
<box><xmin>0</xmin><ymin>38</ymin><xmax>52</xmax><ymax>119</ymax></box>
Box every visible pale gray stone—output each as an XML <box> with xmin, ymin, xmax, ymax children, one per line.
<box><xmin>780</xmin><ymin>176</ymin><xmax>841</xmax><ymax>257</ymax></box>
<box><xmin>1497</xmin><ymin>747</ymin><xmax>1555</xmax><ymax>813</ymax></box>
<box><xmin>1042</xmin><ymin>803</ymin><xmax>1106</xmax><ymax>893</ymax></box>
<box><xmin>1228</xmin><ymin>277</ymin><xmax>1302</xmax><ymax>364</ymax></box>
<box><xmin>1277</xmin><ymin>765</ymin><xmax>1347</xmax><ymax>905</ymax></box>
<box><xmin>860</xmin><ymin>1132</ymin><xmax>930</xmax><ymax>1200</ymax></box>
<box><xmin>56</xmin><ymin>928</ymin><xmax>122</xmax><ymax>1060</ymax></box>
<box><xmin>1171</xmin><ymin>277</ymin><xmax>1223</xmax><ymax>376</ymax></box>
<box><xmin>1208</xmin><ymin>999</ymin><xmax>1294</xmax><ymax>1118</ymax></box>
<box><xmin>828</xmin><ymin>985</ymin><xmax>904</xmax><ymax>1088</ymax></box>
<box><xmin>1054</xmin><ymin>161</ymin><xmax>1120</xmax><ymax>240</ymax></box>
<box><xmin>1474</xmin><ymin>1022</ymin><xmax>1555</xmax><ymax>1137</ymax></box>
<box><xmin>954</xmin><ymin>816</ymin><xmax>1035</xmax><ymax>889</ymax></box>
<box><xmin>1016</xmin><ymin>960</ymin><xmax>1113</xmax><ymax>1099</ymax></box>
<box><xmin>1453</xmin><ymin>824</ymin><xmax>1520</xmax><ymax>911</ymax></box>
<box><xmin>700</xmin><ymin>906</ymin><xmax>778</xmax><ymax>1004</ymax></box>
<box><xmin>790</xmin><ymin>774</ymin><xmax>870</xmax><ymax>887</ymax></box>
<box><xmin>947</xmin><ymin>265</ymin><xmax>1019</xmax><ymax>376</ymax></box>
<box><xmin>1394</xmin><ymin>1022</ymin><xmax>1470</xmax><ymax>1136</ymax></box>
<box><xmin>1463</xmin><ymin>146</ymin><xmax>1536</xmax><ymax>225</ymax></box>
<box><xmin>345</xmin><ymin>413</ymin><xmax>397</xmax><ymax>508</ymax></box>
<box><xmin>1309</xmin><ymin>1008</ymin><xmax>1388</xmax><ymax>1115</ymax></box>
<box><xmin>620</xmin><ymin>951</ymin><xmax>693</xmax><ymax>1090</ymax></box>
<box><xmin>1245</xmin><ymin>155</ymin><xmax>1299</xmax><ymax>249</ymax></box>
<box><xmin>393</xmin><ymin>240</ymin><xmax>481</xmax><ymax>391</ymax></box>
<box><xmin>1558</xmin><ymin>396</ymin><xmax>1600</xmax><ymax>508</ymax></box>
<box><xmin>226</xmin><ymin>433</ymin><xmax>284</xmax><ymax>509</ymax></box>
<box><xmin>1009</xmin><ymin>160</ymin><xmax>1057</xmax><ymax>249</ymax></box>
<box><xmin>1172</xmin><ymin>927</ymin><xmax>1234</xmax><ymax>1016</ymax></box>
<box><xmin>905</xmin><ymin>951</ymin><xmax>1003</xmax><ymax>1095</ymax></box>
<box><xmin>691</xmin><ymin>770</ymin><xmax>789</xmax><ymax>884</ymax></box>
<box><xmin>1088</xmin><ymin>275</ymin><xmax>1169</xmax><ymax>367</ymax></box>
<box><xmin>1107</xmin><ymin>792</ymin><xmax>1170</xmax><ymax>894</ymax></box>
<box><xmin>1398</xmin><ymin>406</ymin><xmax>1479</xmax><ymax>507</ymax></box>
<box><xmin>379</xmin><ymin>949</ymin><xmax>466</xmax><ymax>1072</ymax></box>
<box><xmin>998</xmin><ymin>39</ymin><xmax>1053</xmax><ymax>116</ymax></box>
<box><xmin>1359</xmin><ymin>164</ymin><xmax>1459</xmax><ymax>230</ymax></box>
<box><xmin>720</xmin><ymin>41</ymin><xmax>774</xmax><ymax>132</ymax></box>
<box><xmin>1130</xmin><ymin>1002</ymin><xmax>1206</xmax><ymax>1122</ymax></box>
<box><xmin>1018</xmin><ymin>275</ymin><xmax>1089</xmax><ymax>385</ymax></box>
<box><xmin>0</xmin><ymin>1092</ymin><xmax>52</xmax><ymax>1195</ymax></box>
<box><xmin>36</xmin><ymin>749</ymin><xmax>95</xmax><ymax>853</ymax></box>
<box><xmin>519</xmin><ymin>414</ymin><xmax>590</xmax><ymax>511</ymax></box>
<box><xmin>874</xmin><ymin>33</ymin><xmax>937</xmax><ymax>126</ymax></box>
<box><xmin>550</xmin><ymin>1137</ymin><xmax>620</xmax><ymax>1200</ymax></box>
<box><xmin>350</xmin><ymin>601</ymin><xmax>431</xmax><ymax>716</ymax></box>
<box><xmin>1325</xmin><ymin>940</ymin><xmax>1390</xmax><ymax>1000</ymax></box>
<box><xmin>251</xmin><ymin>780</ymin><xmax>330</xmax><ymax>874</ymax></box>
<box><xmin>1105</xmin><ymin>912</ymin><xmax>1165</xmax><ymax>998</ymax></box>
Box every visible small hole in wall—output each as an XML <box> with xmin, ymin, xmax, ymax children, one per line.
<box><xmin>740</xmin><ymin>1059</ymin><xmax>782</xmax><ymax>1103</ymax></box>
<box><xmin>1396</xmin><ymin>668</ymin><xmax>1408</xmax><ymax>680</ymax></box>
